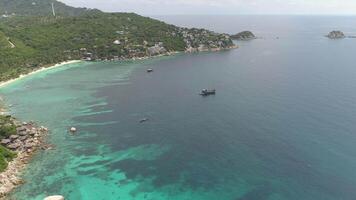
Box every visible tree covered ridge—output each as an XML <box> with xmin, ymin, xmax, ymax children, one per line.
<box><xmin>0</xmin><ymin>0</ymin><xmax>99</xmax><ymax>16</ymax></box>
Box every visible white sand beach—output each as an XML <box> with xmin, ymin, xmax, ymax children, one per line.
<box><xmin>0</xmin><ymin>60</ymin><xmax>81</xmax><ymax>89</ymax></box>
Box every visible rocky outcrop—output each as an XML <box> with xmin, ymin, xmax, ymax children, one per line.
<box><xmin>326</xmin><ymin>31</ymin><xmax>345</xmax><ymax>39</ymax></box>
<box><xmin>230</xmin><ymin>31</ymin><xmax>256</xmax><ymax>40</ymax></box>
<box><xmin>0</xmin><ymin>117</ymin><xmax>49</xmax><ymax>199</ymax></box>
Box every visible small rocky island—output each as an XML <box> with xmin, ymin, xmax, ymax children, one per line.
<box><xmin>230</xmin><ymin>31</ymin><xmax>256</xmax><ymax>40</ymax></box>
<box><xmin>0</xmin><ymin>115</ymin><xmax>49</xmax><ymax>199</ymax></box>
<box><xmin>326</xmin><ymin>31</ymin><xmax>345</xmax><ymax>39</ymax></box>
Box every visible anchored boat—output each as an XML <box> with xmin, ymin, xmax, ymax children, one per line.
<box><xmin>139</xmin><ymin>118</ymin><xmax>149</xmax><ymax>123</ymax></box>
<box><xmin>200</xmin><ymin>89</ymin><xmax>216</xmax><ymax>96</ymax></box>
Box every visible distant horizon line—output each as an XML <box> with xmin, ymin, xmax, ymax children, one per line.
<box><xmin>145</xmin><ymin>14</ymin><xmax>356</xmax><ymax>17</ymax></box>
<box><xmin>96</xmin><ymin>12</ymin><xmax>356</xmax><ymax>17</ymax></box>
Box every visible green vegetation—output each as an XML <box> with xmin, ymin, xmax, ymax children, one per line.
<box><xmin>0</xmin><ymin>115</ymin><xmax>16</xmax><ymax>139</ymax></box>
<box><xmin>0</xmin><ymin>31</ymin><xmax>11</xmax><ymax>48</ymax></box>
<box><xmin>0</xmin><ymin>13</ymin><xmax>181</xmax><ymax>81</ymax></box>
<box><xmin>0</xmin><ymin>144</ymin><xmax>16</xmax><ymax>172</ymax></box>
<box><xmin>0</xmin><ymin>115</ymin><xmax>17</xmax><ymax>172</ymax></box>
<box><xmin>2</xmin><ymin>13</ymin><xmax>187</xmax><ymax>56</ymax></box>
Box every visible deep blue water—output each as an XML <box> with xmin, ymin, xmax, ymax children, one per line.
<box><xmin>2</xmin><ymin>16</ymin><xmax>356</xmax><ymax>200</ymax></box>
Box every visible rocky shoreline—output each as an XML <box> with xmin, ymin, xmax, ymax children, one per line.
<box><xmin>0</xmin><ymin>116</ymin><xmax>49</xmax><ymax>199</ymax></box>
<box><xmin>87</xmin><ymin>44</ymin><xmax>238</xmax><ymax>62</ymax></box>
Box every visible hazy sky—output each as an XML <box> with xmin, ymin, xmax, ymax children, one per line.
<box><xmin>60</xmin><ymin>0</ymin><xmax>356</xmax><ymax>15</ymax></box>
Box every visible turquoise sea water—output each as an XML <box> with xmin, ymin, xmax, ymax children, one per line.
<box><xmin>2</xmin><ymin>16</ymin><xmax>356</xmax><ymax>199</ymax></box>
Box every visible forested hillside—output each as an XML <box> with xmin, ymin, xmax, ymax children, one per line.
<box><xmin>0</xmin><ymin>0</ymin><xmax>99</xmax><ymax>16</ymax></box>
